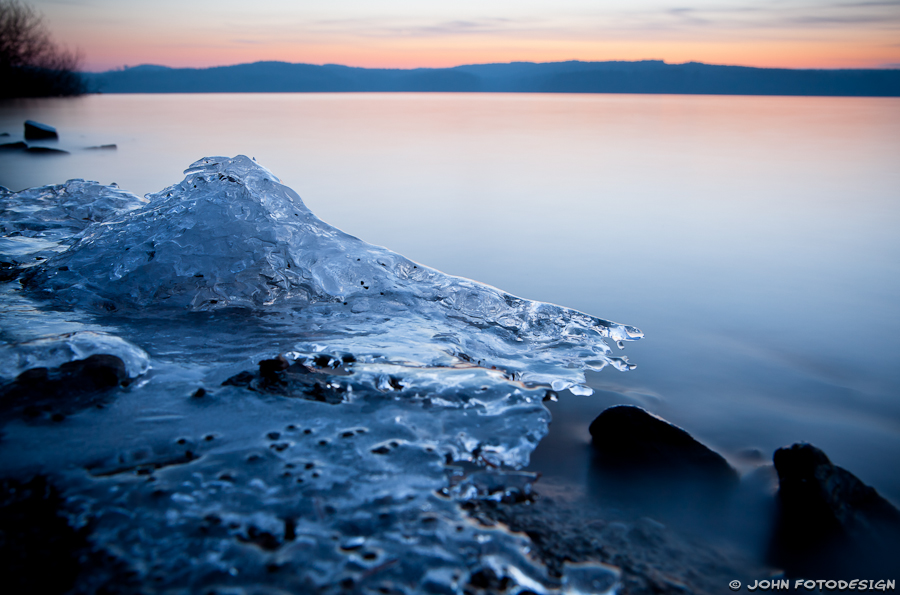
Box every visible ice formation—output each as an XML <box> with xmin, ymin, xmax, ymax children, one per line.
<box><xmin>0</xmin><ymin>156</ymin><xmax>638</xmax><ymax>594</ymax></box>
<box><xmin>27</xmin><ymin>156</ymin><xmax>640</xmax><ymax>392</ymax></box>
<box><xmin>0</xmin><ymin>179</ymin><xmax>146</xmax><ymax>265</ymax></box>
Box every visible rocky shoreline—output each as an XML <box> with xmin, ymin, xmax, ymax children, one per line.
<box><xmin>466</xmin><ymin>406</ymin><xmax>900</xmax><ymax>594</ymax></box>
<box><xmin>466</xmin><ymin>484</ymin><xmax>768</xmax><ymax>595</ymax></box>
<box><xmin>2</xmin><ymin>356</ymin><xmax>899</xmax><ymax>594</ymax></box>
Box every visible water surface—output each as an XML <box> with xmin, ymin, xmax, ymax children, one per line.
<box><xmin>2</xmin><ymin>92</ymin><xmax>899</xmax><ymax>504</ymax></box>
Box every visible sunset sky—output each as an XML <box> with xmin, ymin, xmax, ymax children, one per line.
<box><xmin>32</xmin><ymin>0</ymin><xmax>900</xmax><ymax>72</ymax></box>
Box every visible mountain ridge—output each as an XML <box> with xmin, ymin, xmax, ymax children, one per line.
<box><xmin>83</xmin><ymin>60</ymin><xmax>900</xmax><ymax>96</ymax></box>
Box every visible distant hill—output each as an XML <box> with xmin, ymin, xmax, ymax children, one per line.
<box><xmin>84</xmin><ymin>60</ymin><xmax>900</xmax><ymax>96</ymax></box>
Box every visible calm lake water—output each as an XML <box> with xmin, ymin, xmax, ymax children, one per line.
<box><xmin>2</xmin><ymin>93</ymin><xmax>899</xmax><ymax>506</ymax></box>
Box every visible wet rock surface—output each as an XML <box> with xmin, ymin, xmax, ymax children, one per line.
<box><xmin>0</xmin><ymin>141</ymin><xmax>28</xmax><ymax>151</ymax></box>
<box><xmin>589</xmin><ymin>405</ymin><xmax>738</xmax><ymax>488</ymax></box>
<box><xmin>770</xmin><ymin>442</ymin><xmax>900</xmax><ymax>578</ymax></box>
<box><xmin>222</xmin><ymin>354</ymin><xmax>353</xmax><ymax>405</ymax></box>
<box><xmin>587</xmin><ymin>405</ymin><xmax>739</xmax><ymax>525</ymax></box>
<box><xmin>24</xmin><ymin>120</ymin><xmax>59</xmax><ymax>140</ymax></box>
<box><xmin>467</xmin><ymin>484</ymin><xmax>768</xmax><ymax>595</ymax></box>
<box><xmin>0</xmin><ymin>354</ymin><xmax>128</xmax><ymax>422</ymax></box>
<box><xmin>25</xmin><ymin>146</ymin><xmax>70</xmax><ymax>154</ymax></box>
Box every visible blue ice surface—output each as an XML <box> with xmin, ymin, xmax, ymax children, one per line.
<box><xmin>0</xmin><ymin>156</ymin><xmax>637</xmax><ymax>593</ymax></box>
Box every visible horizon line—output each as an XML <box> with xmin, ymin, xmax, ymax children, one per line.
<box><xmin>82</xmin><ymin>58</ymin><xmax>900</xmax><ymax>75</ymax></box>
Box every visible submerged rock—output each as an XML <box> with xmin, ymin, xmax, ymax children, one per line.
<box><xmin>587</xmin><ymin>405</ymin><xmax>739</xmax><ymax>526</ymax></box>
<box><xmin>0</xmin><ymin>353</ymin><xmax>132</xmax><ymax>423</ymax></box>
<box><xmin>25</xmin><ymin>146</ymin><xmax>69</xmax><ymax>155</ymax></box>
<box><xmin>770</xmin><ymin>442</ymin><xmax>900</xmax><ymax>577</ymax></box>
<box><xmin>589</xmin><ymin>405</ymin><xmax>738</xmax><ymax>487</ymax></box>
<box><xmin>0</xmin><ymin>141</ymin><xmax>27</xmax><ymax>151</ymax></box>
<box><xmin>24</xmin><ymin>120</ymin><xmax>58</xmax><ymax>140</ymax></box>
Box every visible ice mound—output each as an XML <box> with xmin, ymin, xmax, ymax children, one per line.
<box><xmin>1</xmin><ymin>157</ymin><xmax>640</xmax><ymax>593</ymax></box>
<box><xmin>0</xmin><ymin>179</ymin><xmax>146</xmax><ymax>265</ymax></box>
<box><xmin>26</xmin><ymin>155</ymin><xmax>640</xmax><ymax>392</ymax></box>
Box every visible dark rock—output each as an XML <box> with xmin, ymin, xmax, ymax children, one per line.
<box><xmin>0</xmin><ymin>475</ymin><xmax>137</xmax><ymax>594</ymax></box>
<box><xmin>59</xmin><ymin>354</ymin><xmax>129</xmax><ymax>389</ymax></box>
<box><xmin>770</xmin><ymin>442</ymin><xmax>900</xmax><ymax>577</ymax></box>
<box><xmin>223</xmin><ymin>354</ymin><xmax>348</xmax><ymax>404</ymax></box>
<box><xmin>259</xmin><ymin>355</ymin><xmax>290</xmax><ymax>382</ymax></box>
<box><xmin>0</xmin><ymin>354</ymin><xmax>129</xmax><ymax>422</ymax></box>
<box><xmin>0</xmin><ymin>476</ymin><xmax>85</xmax><ymax>594</ymax></box>
<box><xmin>238</xmin><ymin>525</ymin><xmax>282</xmax><ymax>551</ymax></box>
<box><xmin>589</xmin><ymin>405</ymin><xmax>738</xmax><ymax>488</ymax></box>
<box><xmin>25</xmin><ymin>146</ymin><xmax>69</xmax><ymax>155</ymax></box>
<box><xmin>24</xmin><ymin>120</ymin><xmax>58</xmax><ymax>140</ymax></box>
<box><xmin>222</xmin><ymin>370</ymin><xmax>255</xmax><ymax>387</ymax></box>
<box><xmin>465</xmin><ymin>566</ymin><xmax>512</xmax><ymax>594</ymax></box>
<box><xmin>587</xmin><ymin>406</ymin><xmax>739</xmax><ymax>527</ymax></box>
<box><xmin>0</xmin><ymin>141</ymin><xmax>27</xmax><ymax>151</ymax></box>
<box><xmin>0</xmin><ymin>261</ymin><xmax>22</xmax><ymax>281</ymax></box>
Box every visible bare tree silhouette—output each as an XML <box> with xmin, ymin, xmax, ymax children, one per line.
<box><xmin>0</xmin><ymin>0</ymin><xmax>85</xmax><ymax>97</ymax></box>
